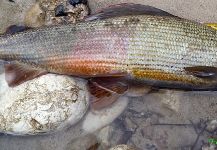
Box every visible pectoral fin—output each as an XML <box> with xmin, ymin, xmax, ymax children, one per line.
<box><xmin>4</xmin><ymin>63</ymin><xmax>47</xmax><ymax>87</ymax></box>
<box><xmin>88</xmin><ymin>77</ymin><xmax>128</xmax><ymax>110</ymax></box>
<box><xmin>184</xmin><ymin>66</ymin><xmax>217</xmax><ymax>79</ymax></box>
<box><xmin>85</xmin><ymin>3</ymin><xmax>178</xmax><ymax>21</ymax></box>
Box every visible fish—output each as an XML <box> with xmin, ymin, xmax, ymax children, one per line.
<box><xmin>1</xmin><ymin>3</ymin><xmax>217</xmax><ymax>109</ymax></box>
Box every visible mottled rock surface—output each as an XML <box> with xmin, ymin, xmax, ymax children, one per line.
<box><xmin>0</xmin><ymin>74</ymin><xmax>89</xmax><ymax>135</ymax></box>
<box><xmin>0</xmin><ymin>0</ymin><xmax>89</xmax><ymax>33</ymax></box>
<box><xmin>38</xmin><ymin>0</ymin><xmax>89</xmax><ymax>26</ymax></box>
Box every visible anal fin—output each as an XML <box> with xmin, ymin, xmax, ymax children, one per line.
<box><xmin>4</xmin><ymin>63</ymin><xmax>47</xmax><ymax>87</ymax></box>
<box><xmin>88</xmin><ymin>77</ymin><xmax>128</xmax><ymax>110</ymax></box>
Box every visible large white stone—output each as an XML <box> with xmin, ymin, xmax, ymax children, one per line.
<box><xmin>0</xmin><ymin>73</ymin><xmax>89</xmax><ymax>135</ymax></box>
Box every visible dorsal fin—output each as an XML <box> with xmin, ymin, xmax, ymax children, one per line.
<box><xmin>85</xmin><ymin>3</ymin><xmax>178</xmax><ymax>21</ymax></box>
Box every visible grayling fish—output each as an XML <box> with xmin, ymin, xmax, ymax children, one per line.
<box><xmin>0</xmin><ymin>3</ymin><xmax>217</xmax><ymax>109</ymax></box>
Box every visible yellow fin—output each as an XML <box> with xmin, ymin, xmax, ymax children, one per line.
<box><xmin>205</xmin><ymin>23</ymin><xmax>217</xmax><ymax>30</ymax></box>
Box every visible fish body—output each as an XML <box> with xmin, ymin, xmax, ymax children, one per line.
<box><xmin>1</xmin><ymin>14</ymin><xmax>217</xmax><ymax>90</ymax></box>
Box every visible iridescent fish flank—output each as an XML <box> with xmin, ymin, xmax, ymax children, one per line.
<box><xmin>0</xmin><ymin>8</ymin><xmax>217</xmax><ymax>87</ymax></box>
<box><xmin>50</xmin><ymin>19</ymin><xmax>130</xmax><ymax>76</ymax></box>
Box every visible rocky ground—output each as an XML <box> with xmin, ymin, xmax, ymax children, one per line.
<box><xmin>0</xmin><ymin>0</ymin><xmax>217</xmax><ymax>150</ymax></box>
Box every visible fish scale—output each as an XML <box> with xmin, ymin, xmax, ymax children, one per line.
<box><xmin>0</xmin><ymin>15</ymin><xmax>217</xmax><ymax>89</ymax></box>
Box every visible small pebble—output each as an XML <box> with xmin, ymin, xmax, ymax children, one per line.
<box><xmin>206</xmin><ymin>120</ymin><xmax>217</xmax><ymax>132</ymax></box>
<box><xmin>55</xmin><ymin>4</ymin><xmax>67</xmax><ymax>17</ymax></box>
<box><xmin>202</xmin><ymin>144</ymin><xmax>217</xmax><ymax>150</ymax></box>
<box><xmin>5</xmin><ymin>25</ymin><xmax>30</xmax><ymax>35</ymax></box>
<box><xmin>68</xmin><ymin>0</ymin><xmax>87</xmax><ymax>6</ymax></box>
<box><xmin>109</xmin><ymin>145</ymin><xmax>135</xmax><ymax>150</ymax></box>
<box><xmin>8</xmin><ymin>0</ymin><xmax>15</xmax><ymax>3</ymax></box>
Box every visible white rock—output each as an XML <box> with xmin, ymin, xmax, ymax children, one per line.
<box><xmin>0</xmin><ymin>73</ymin><xmax>89</xmax><ymax>135</ymax></box>
<box><xmin>82</xmin><ymin>96</ymin><xmax>129</xmax><ymax>133</ymax></box>
<box><xmin>207</xmin><ymin>120</ymin><xmax>217</xmax><ymax>132</ymax></box>
<box><xmin>109</xmin><ymin>145</ymin><xmax>135</xmax><ymax>150</ymax></box>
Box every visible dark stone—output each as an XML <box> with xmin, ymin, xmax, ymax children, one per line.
<box><xmin>68</xmin><ymin>0</ymin><xmax>87</xmax><ymax>6</ymax></box>
<box><xmin>5</xmin><ymin>25</ymin><xmax>31</xmax><ymax>35</ymax></box>
<box><xmin>55</xmin><ymin>5</ymin><xmax>67</xmax><ymax>17</ymax></box>
<box><xmin>8</xmin><ymin>0</ymin><xmax>15</xmax><ymax>3</ymax></box>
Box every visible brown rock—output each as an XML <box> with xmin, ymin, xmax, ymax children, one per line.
<box><xmin>24</xmin><ymin>3</ymin><xmax>45</xmax><ymax>27</ymax></box>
